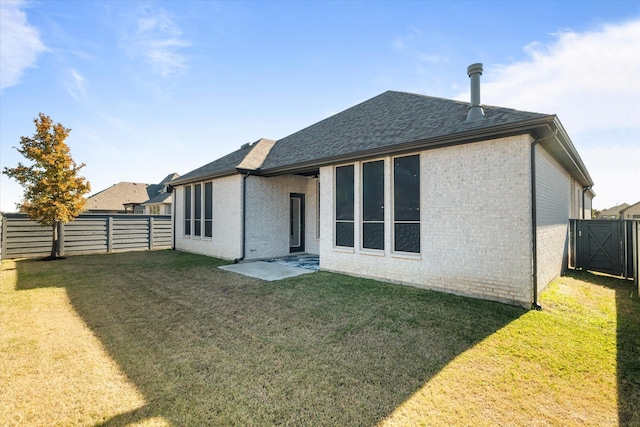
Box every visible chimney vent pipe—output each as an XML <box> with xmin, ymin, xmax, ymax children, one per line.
<box><xmin>466</xmin><ymin>63</ymin><xmax>485</xmax><ymax>122</ymax></box>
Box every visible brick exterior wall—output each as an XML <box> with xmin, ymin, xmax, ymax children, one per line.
<box><xmin>320</xmin><ymin>135</ymin><xmax>535</xmax><ymax>306</ymax></box>
<box><xmin>244</xmin><ymin>175</ymin><xmax>319</xmax><ymax>260</ymax></box>
<box><xmin>174</xmin><ymin>174</ymin><xmax>243</xmax><ymax>260</ymax></box>
<box><xmin>535</xmin><ymin>144</ymin><xmax>572</xmax><ymax>294</ymax></box>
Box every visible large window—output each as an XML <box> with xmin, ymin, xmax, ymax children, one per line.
<box><xmin>393</xmin><ymin>155</ymin><xmax>420</xmax><ymax>253</ymax></box>
<box><xmin>184</xmin><ymin>185</ymin><xmax>191</xmax><ymax>235</ymax></box>
<box><xmin>204</xmin><ymin>182</ymin><xmax>213</xmax><ymax>238</ymax></box>
<box><xmin>362</xmin><ymin>160</ymin><xmax>384</xmax><ymax>250</ymax></box>
<box><xmin>335</xmin><ymin>165</ymin><xmax>354</xmax><ymax>247</ymax></box>
<box><xmin>194</xmin><ymin>183</ymin><xmax>202</xmax><ymax>236</ymax></box>
<box><xmin>184</xmin><ymin>182</ymin><xmax>213</xmax><ymax>238</ymax></box>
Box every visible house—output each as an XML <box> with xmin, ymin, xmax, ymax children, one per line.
<box><xmin>141</xmin><ymin>173</ymin><xmax>180</xmax><ymax>215</ymax></box>
<box><xmin>85</xmin><ymin>173</ymin><xmax>179</xmax><ymax>214</ymax></box>
<box><xmin>620</xmin><ymin>201</ymin><xmax>640</xmax><ymax>219</ymax></box>
<box><xmin>596</xmin><ymin>203</ymin><xmax>630</xmax><ymax>219</ymax></box>
<box><xmin>169</xmin><ymin>64</ymin><xmax>594</xmax><ymax>308</ymax></box>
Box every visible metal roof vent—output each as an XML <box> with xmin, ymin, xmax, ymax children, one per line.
<box><xmin>466</xmin><ymin>63</ymin><xmax>485</xmax><ymax>122</ymax></box>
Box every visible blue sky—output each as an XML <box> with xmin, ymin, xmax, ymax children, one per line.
<box><xmin>1</xmin><ymin>0</ymin><xmax>639</xmax><ymax>212</ymax></box>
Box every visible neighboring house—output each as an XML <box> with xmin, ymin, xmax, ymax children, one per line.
<box><xmin>620</xmin><ymin>201</ymin><xmax>640</xmax><ymax>219</ymax></box>
<box><xmin>596</xmin><ymin>203</ymin><xmax>630</xmax><ymax>219</ymax></box>
<box><xmin>142</xmin><ymin>173</ymin><xmax>180</xmax><ymax>215</ymax></box>
<box><xmin>169</xmin><ymin>64</ymin><xmax>594</xmax><ymax>308</ymax></box>
<box><xmin>85</xmin><ymin>173</ymin><xmax>179</xmax><ymax>214</ymax></box>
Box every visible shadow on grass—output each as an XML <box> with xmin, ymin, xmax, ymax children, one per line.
<box><xmin>564</xmin><ymin>270</ymin><xmax>640</xmax><ymax>426</ymax></box>
<box><xmin>14</xmin><ymin>251</ymin><xmax>525</xmax><ymax>426</ymax></box>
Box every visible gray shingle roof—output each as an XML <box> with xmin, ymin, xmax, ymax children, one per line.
<box><xmin>171</xmin><ymin>139</ymin><xmax>275</xmax><ymax>185</ymax></box>
<box><xmin>261</xmin><ymin>90</ymin><xmax>551</xmax><ymax>171</ymax></box>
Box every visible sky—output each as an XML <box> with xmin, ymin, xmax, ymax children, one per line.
<box><xmin>1</xmin><ymin>0</ymin><xmax>639</xmax><ymax>212</ymax></box>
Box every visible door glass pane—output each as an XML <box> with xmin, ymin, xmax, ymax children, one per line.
<box><xmin>290</xmin><ymin>198</ymin><xmax>300</xmax><ymax>247</ymax></box>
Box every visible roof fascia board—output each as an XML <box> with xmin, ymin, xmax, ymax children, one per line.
<box><xmin>168</xmin><ymin>169</ymin><xmax>239</xmax><ymax>187</ymax></box>
<box><xmin>541</xmin><ymin>116</ymin><xmax>594</xmax><ymax>187</ymax></box>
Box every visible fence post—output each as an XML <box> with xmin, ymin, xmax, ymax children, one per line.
<box><xmin>107</xmin><ymin>216</ymin><xmax>113</xmax><ymax>252</ymax></box>
<box><xmin>149</xmin><ymin>216</ymin><xmax>154</xmax><ymax>249</ymax></box>
<box><xmin>58</xmin><ymin>222</ymin><xmax>65</xmax><ymax>256</ymax></box>
<box><xmin>1</xmin><ymin>214</ymin><xmax>5</xmax><ymax>261</ymax></box>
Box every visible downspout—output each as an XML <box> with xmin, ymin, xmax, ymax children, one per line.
<box><xmin>530</xmin><ymin>127</ymin><xmax>557</xmax><ymax>311</ymax></box>
<box><xmin>582</xmin><ymin>186</ymin><xmax>592</xmax><ymax>219</ymax></box>
<box><xmin>170</xmin><ymin>185</ymin><xmax>176</xmax><ymax>250</ymax></box>
<box><xmin>234</xmin><ymin>172</ymin><xmax>251</xmax><ymax>263</ymax></box>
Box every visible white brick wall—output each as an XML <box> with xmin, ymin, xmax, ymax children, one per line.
<box><xmin>174</xmin><ymin>175</ymin><xmax>243</xmax><ymax>260</ymax></box>
<box><xmin>245</xmin><ymin>175</ymin><xmax>319</xmax><ymax>260</ymax></box>
<box><xmin>535</xmin><ymin>144</ymin><xmax>571</xmax><ymax>294</ymax></box>
<box><xmin>320</xmin><ymin>135</ymin><xmax>535</xmax><ymax>306</ymax></box>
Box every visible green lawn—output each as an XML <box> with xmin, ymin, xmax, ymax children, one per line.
<box><xmin>1</xmin><ymin>250</ymin><xmax>638</xmax><ymax>426</ymax></box>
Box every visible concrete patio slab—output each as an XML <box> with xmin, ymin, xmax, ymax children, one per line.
<box><xmin>219</xmin><ymin>261</ymin><xmax>315</xmax><ymax>281</ymax></box>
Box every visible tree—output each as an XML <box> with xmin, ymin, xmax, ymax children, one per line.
<box><xmin>3</xmin><ymin>113</ymin><xmax>91</xmax><ymax>259</ymax></box>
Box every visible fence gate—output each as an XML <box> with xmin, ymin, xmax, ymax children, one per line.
<box><xmin>570</xmin><ymin>220</ymin><xmax>639</xmax><ymax>288</ymax></box>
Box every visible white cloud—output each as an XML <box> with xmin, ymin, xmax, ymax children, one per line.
<box><xmin>0</xmin><ymin>0</ymin><xmax>47</xmax><ymax>90</ymax></box>
<box><xmin>470</xmin><ymin>19</ymin><xmax>640</xmax><ymax>136</ymax></box>
<box><xmin>122</xmin><ymin>5</ymin><xmax>190</xmax><ymax>78</ymax></box>
<box><xmin>456</xmin><ymin>19</ymin><xmax>640</xmax><ymax>209</ymax></box>
<box><xmin>393</xmin><ymin>25</ymin><xmax>448</xmax><ymax>64</ymax></box>
<box><xmin>66</xmin><ymin>68</ymin><xmax>88</xmax><ymax>101</ymax></box>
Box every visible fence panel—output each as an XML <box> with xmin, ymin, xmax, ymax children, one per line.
<box><xmin>0</xmin><ymin>213</ymin><xmax>172</xmax><ymax>259</ymax></box>
<box><xmin>570</xmin><ymin>219</ymin><xmax>638</xmax><ymax>284</ymax></box>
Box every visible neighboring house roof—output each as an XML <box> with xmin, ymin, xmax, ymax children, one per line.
<box><xmin>86</xmin><ymin>173</ymin><xmax>180</xmax><ymax>211</ymax></box>
<box><xmin>142</xmin><ymin>192</ymin><xmax>172</xmax><ymax>206</ymax></box>
<box><xmin>620</xmin><ymin>201</ymin><xmax>640</xmax><ymax>218</ymax></box>
<box><xmin>598</xmin><ymin>203</ymin><xmax>630</xmax><ymax>218</ymax></box>
<box><xmin>173</xmin><ymin>90</ymin><xmax>594</xmax><ymax>188</ymax></box>
<box><xmin>85</xmin><ymin>182</ymin><xmax>156</xmax><ymax>211</ymax></box>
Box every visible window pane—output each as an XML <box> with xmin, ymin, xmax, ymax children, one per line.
<box><xmin>363</xmin><ymin>160</ymin><xmax>384</xmax><ymax>221</ymax></box>
<box><xmin>194</xmin><ymin>184</ymin><xmax>202</xmax><ymax>236</ymax></box>
<box><xmin>335</xmin><ymin>165</ymin><xmax>354</xmax><ymax>220</ymax></box>
<box><xmin>194</xmin><ymin>184</ymin><xmax>202</xmax><ymax>220</ymax></box>
<box><xmin>394</xmin><ymin>155</ymin><xmax>420</xmax><ymax>221</ymax></box>
<box><xmin>336</xmin><ymin>222</ymin><xmax>354</xmax><ymax>247</ymax></box>
<box><xmin>394</xmin><ymin>223</ymin><xmax>420</xmax><ymax>253</ymax></box>
<box><xmin>204</xmin><ymin>182</ymin><xmax>212</xmax><ymax>220</ymax></box>
<box><xmin>363</xmin><ymin>222</ymin><xmax>384</xmax><ymax>250</ymax></box>
<box><xmin>184</xmin><ymin>186</ymin><xmax>191</xmax><ymax>235</ymax></box>
<box><xmin>204</xmin><ymin>182</ymin><xmax>213</xmax><ymax>238</ymax></box>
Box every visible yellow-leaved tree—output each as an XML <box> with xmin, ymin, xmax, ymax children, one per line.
<box><xmin>3</xmin><ymin>113</ymin><xmax>91</xmax><ymax>259</ymax></box>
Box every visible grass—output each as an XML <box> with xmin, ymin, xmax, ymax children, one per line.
<box><xmin>1</xmin><ymin>250</ymin><xmax>638</xmax><ymax>426</ymax></box>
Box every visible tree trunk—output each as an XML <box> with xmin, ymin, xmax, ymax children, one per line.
<box><xmin>50</xmin><ymin>222</ymin><xmax>58</xmax><ymax>259</ymax></box>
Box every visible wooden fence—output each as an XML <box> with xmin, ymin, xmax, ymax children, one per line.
<box><xmin>1</xmin><ymin>213</ymin><xmax>172</xmax><ymax>260</ymax></box>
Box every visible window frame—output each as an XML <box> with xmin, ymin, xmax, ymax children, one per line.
<box><xmin>392</xmin><ymin>154</ymin><xmax>421</xmax><ymax>254</ymax></box>
<box><xmin>204</xmin><ymin>181</ymin><xmax>213</xmax><ymax>238</ymax></box>
<box><xmin>361</xmin><ymin>159</ymin><xmax>385</xmax><ymax>251</ymax></box>
<box><xmin>184</xmin><ymin>185</ymin><xmax>192</xmax><ymax>236</ymax></box>
<box><xmin>334</xmin><ymin>164</ymin><xmax>355</xmax><ymax>248</ymax></box>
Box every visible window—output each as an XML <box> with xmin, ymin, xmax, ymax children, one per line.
<box><xmin>184</xmin><ymin>185</ymin><xmax>191</xmax><ymax>235</ymax></box>
<box><xmin>204</xmin><ymin>182</ymin><xmax>213</xmax><ymax>237</ymax></box>
<box><xmin>194</xmin><ymin>183</ymin><xmax>202</xmax><ymax>236</ymax></box>
<box><xmin>335</xmin><ymin>165</ymin><xmax>354</xmax><ymax>247</ymax></box>
<box><xmin>393</xmin><ymin>155</ymin><xmax>420</xmax><ymax>253</ymax></box>
<box><xmin>362</xmin><ymin>160</ymin><xmax>384</xmax><ymax>250</ymax></box>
